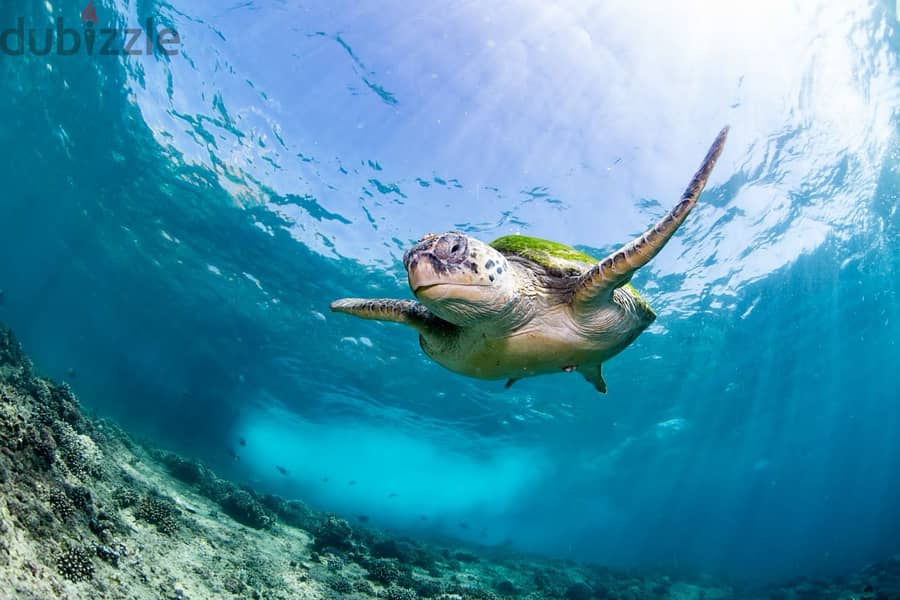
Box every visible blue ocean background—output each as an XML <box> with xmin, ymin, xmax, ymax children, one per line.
<box><xmin>0</xmin><ymin>0</ymin><xmax>898</xmax><ymax>586</ymax></box>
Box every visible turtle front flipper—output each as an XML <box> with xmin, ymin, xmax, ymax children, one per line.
<box><xmin>573</xmin><ymin>126</ymin><xmax>729</xmax><ymax>310</ymax></box>
<box><xmin>330</xmin><ymin>298</ymin><xmax>449</xmax><ymax>334</ymax></box>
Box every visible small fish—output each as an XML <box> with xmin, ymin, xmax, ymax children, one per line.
<box><xmin>226</xmin><ymin>448</ymin><xmax>240</xmax><ymax>462</ymax></box>
<box><xmin>348</xmin><ymin>480</ymin><xmax>356</xmax><ymax>486</ymax></box>
<box><xmin>459</xmin><ymin>522</ymin><xmax>469</xmax><ymax>530</ymax></box>
<box><xmin>387</xmin><ymin>492</ymin><xmax>398</xmax><ymax>499</ymax></box>
<box><xmin>275</xmin><ymin>465</ymin><xmax>289</xmax><ymax>476</ymax></box>
<box><xmin>238</xmin><ymin>437</ymin><xmax>247</xmax><ymax>447</ymax></box>
<box><xmin>321</xmin><ymin>477</ymin><xmax>329</xmax><ymax>483</ymax></box>
<box><xmin>419</xmin><ymin>515</ymin><xmax>428</xmax><ymax>521</ymax></box>
<box><xmin>357</xmin><ymin>515</ymin><xmax>369</xmax><ymax>523</ymax></box>
<box><xmin>66</xmin><ymin>368</ymin><xmax>76</xmax><ymax>379</ymax></box>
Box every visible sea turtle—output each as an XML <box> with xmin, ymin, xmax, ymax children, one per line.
<box><xmin>331</xmin><ymin>127</ymin><xmax>728</xmax><ymax>393</ymax></box>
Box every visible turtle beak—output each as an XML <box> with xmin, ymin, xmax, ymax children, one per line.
<box><xmin>406</xmin><ymin>252</ymin><xmax>487</xmax><ymax>300</ymax></box>
<box><xmin>404</xmin><ymin>232</ymin><xmax>471</xmax><ymax>294</ymax></box>
<box><xmin>406</xmin><ymin>257</ymin><xmax>444</xmax><ymax>295</ymax></box>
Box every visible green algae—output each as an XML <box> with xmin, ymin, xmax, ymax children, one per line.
<box><xmin>490</xmin><ymin>234</ymin><xmax>598</xmax><ymax>270</ymax></box>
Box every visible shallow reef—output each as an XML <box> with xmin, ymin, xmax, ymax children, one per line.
<box><xmin>0</xmin><ymin>323</ymin><xmax>897</xmax><ymax>599</ymax></box>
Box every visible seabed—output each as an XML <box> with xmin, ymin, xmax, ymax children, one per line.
<box><xmin>0</xmin><ymin>324</ymin><xmax>896</xmax><ymax>600</ymax></box>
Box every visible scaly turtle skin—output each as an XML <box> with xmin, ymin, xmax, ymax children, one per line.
<box><xmin>331</xmin><ymin>127</ymin><xmax>729</xmax><ymax>393</ymax></box>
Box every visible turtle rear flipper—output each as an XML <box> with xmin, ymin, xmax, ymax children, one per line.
<box><xmin>581</xmin><ymin>364</ymin><xmax>608</xmax><ymax>394</ymax></box>
<box><xmin>573</xmin><ymin>126</ymin><xmax>729</xmax><ymax>311</ymax></box>
<box><xmin>330</xmin><ymin>298</ymin><xmax>450</xmax><ymax>334</ymax></box>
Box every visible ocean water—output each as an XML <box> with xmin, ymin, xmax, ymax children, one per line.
<box><xmin>0</xmin><ymin>0</ymin><xmax>898</xmax><ymax>587</ymax></box>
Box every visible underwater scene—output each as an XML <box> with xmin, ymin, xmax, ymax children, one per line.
<box><xmin>0</xmin><ymin>0</ymin><xmax>899</xmax><ymax>598</ymax></box>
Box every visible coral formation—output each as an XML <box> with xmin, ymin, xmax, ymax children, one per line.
<box><xmin>56</xmin><ymin>546</ymin><xmax>94</xmax><ymax>582</ymax></box>
<box><xmin>112</xmin><ymin>485</ymin><xmax>139</xmax><ymax>509</ymax></box>
<box><xmin>221</xmin><ymin>488</ymin><xmax>274</xmax><ymax>530</ymax></box>
<box><xmin>563</xmin><ymin>581</ymin><xmax>593</xmax><ymax>600</ymax></box>
<box><xmin>493</xmin><ymin>579</ymin><xmax>517</xmax><ymax>596</ymax></box>
<box><xmin>366</xmin><ymin>557</ymin><xmax>403</xmax><ymax>584</ymax></box>
<box><xmin>353</xmin><ymin>578</ymin><xmax>377</xmax><ymax>595</ymax></box>
<box><xmin>262</xmin><ymin>496</ymin><xmax>318</xmax><ymax>530</ymax></box>
<box><xmin>54</xmin><ymin>421</ymin><xmax>103</xmax><ymax>480</ymax></box>
<box><xmin>410</xmin><ymin>576</ymin><xmax>444</xmax><ymax>598</ymax></box>
<box><xmin>324</xmin><ymin>553</ymin><xmax>344</xmax><ymax>571</ymax></box>
<box><xmin>48</xmin><ymin>486</ymin><xmax>75</xmax><ymax>521</ymax></box>
<box><xmin>385</xmin><ymin>583</ymin><xmax>419</xmax><ymax>600</ymax></box>
<box><xmin>313</xmin><ymin>515</ymin><xmax>355</xmax><ymax>553</ymax></box>
<box><xmin>134</xmin><ymin>494</ymin><xmax>180</xmax><ymax>535</ymax></box>
<box><xmin>158</xmin><ymin>452</ymin><xmax>209</xmax><ymax>485</ymax></box>
<box><xmin>372</xmin><ymin>537</ymin><xmax>436</xmax><ymax>571</ymax></box>
<box><xmin>326</xmin><ymin>574</ymin><xmax>353</xmax><ymax>593</ymax></box>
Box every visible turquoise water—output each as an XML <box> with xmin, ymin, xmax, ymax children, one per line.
<box><xmin>0</xmin><ymin>0</ymin><xmax>898</xmax><ymax>585</ymax></box>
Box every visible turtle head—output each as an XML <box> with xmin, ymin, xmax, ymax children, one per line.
<box><xmin>403</xmin><ymin>231</ymin><xmax>516</xmax><ymax>326</ymax></box>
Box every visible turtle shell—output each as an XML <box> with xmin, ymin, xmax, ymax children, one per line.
<box><xmin>490</xmin><ymin>234</ymin><xmax>597</xmax><ymax>276</ymax></box>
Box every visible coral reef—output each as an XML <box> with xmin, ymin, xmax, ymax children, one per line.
<box><xmin>112</xmin><ymin>485</ymin><xmax>139</xmax><ymax>509</ymax></box>
<box><xmin>262</xmin><ymin>496</ymin><xmax>319</xmax><ymax>530</ymax></box>
<box><xmin>385</xmin><ymin>583</ymin><xmax>419</xmax><ymax>600</ymax></box>
<box><xmin>220</xmin><ymin>488</ymin><xmax>274</xmax><ymax>530</ymax></box>
<box><xmin>353</xmin><ymin>578</ymin><xmax>377</xmax><ymax>595</ymax></box>
<box><xmin>324</xmin><ymin>553</ymin><xmax>344</xmax><ymax>571</ymax></box>
<box><xmin>54</xmin><ymin>421</ymin><xmax>103</xmax><ymax>480</ymax></box>
<box><xmin>366</xmin><ymin>557</ymin><xmax>403</xmax><ymax>585</ymax></box>
<box><xmin>47</xmin><ymin>486</ymin><xmax>75</xmax><ymax>521</ymax></box>
<box><xmin>0</xmin><ymin>322</ymin><xmax>897</xmax><ymax>600</ymax></box>
<box><xmin>134</xmin><ymin>494</ymin><xmax>181</xmax><ymax>535</ymax></box>
<box><xmin>159</xmin><ymin>452</ymin><xmax>210</xmax><ymax>485</ymax></box>
<box><xmin>411</xmin><ymin>576</ymin><xmax>444</xmax><ymax>598</ymax></box>
<box><xmin>55</xmin><ymin>546</ymin><xmax>94</xmax><ymax>582</ymax></box>
<box><xmin>372</xmin><ymin>537</ymin><xmax>437</xmax><ymax>571</ymax></box>
<box><xmin>563</xmin><ymin>581</ymin><xmax>592</xmax><ymax>600</ymax></box>
<box><xmin>326</xmin><ymin>574</ymin><xmax>353</xmax><ymax>594</ymax></box>
<box><xmin>313</xmin><ymin>515</ymin><xmax>356</xmax><ymax>553</ymax></box>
